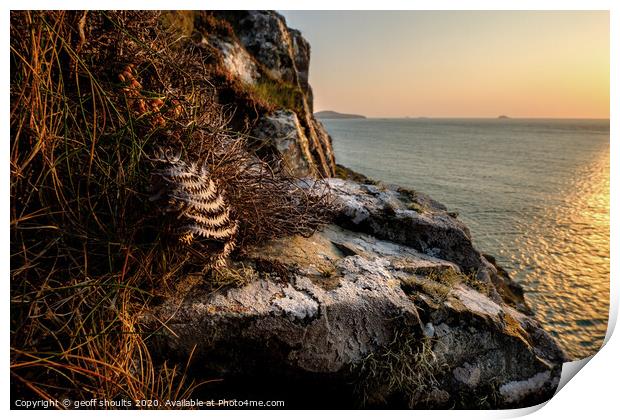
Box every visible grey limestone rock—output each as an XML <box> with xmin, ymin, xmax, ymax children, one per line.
<box><xmin>148</xmin><ymin>223</ymin><xmax>565</xmax><ymax>408</ymax></box>
<box><xmin>251</xmin><ymin>110</ymin><xmax>316</xmax><ymax>177</ymax></box>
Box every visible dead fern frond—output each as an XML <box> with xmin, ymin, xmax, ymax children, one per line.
<box><xmin>151</xmin><ymin>150</ymin><xmax>238</xmax><ymax>268</ymax></box>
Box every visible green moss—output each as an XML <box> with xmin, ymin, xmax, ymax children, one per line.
<box><xmin>246</xmin><ymin>77</ymin><xmax>306</xmax><ymax>115</ymax></box>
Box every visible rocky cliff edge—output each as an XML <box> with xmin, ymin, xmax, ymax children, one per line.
<box><xmin>149</xmin><ymin>178</ymin><xmax>565</xmax><ymax>408</ymax></box>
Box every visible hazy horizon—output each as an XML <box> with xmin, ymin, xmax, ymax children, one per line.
<box><xmin>314</xmin><ymin>112</ymin><xmax>610</xmax><ymax>120</ymax></box>
<box><xmin>281</xmin><ymin>11</ymin><xmax>609</xmax><ymax>119</ymax></box>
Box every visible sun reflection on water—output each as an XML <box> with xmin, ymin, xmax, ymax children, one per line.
<box><xmin>514</xmin><ymin>146</ymin><xmax>609</xmax><ymax>359</ymax></box>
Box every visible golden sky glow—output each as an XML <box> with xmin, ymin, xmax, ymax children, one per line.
<box><xmin>281</xmin><ymin>11</ymin><xmax>609</xmax><ymax>118</ymax></box>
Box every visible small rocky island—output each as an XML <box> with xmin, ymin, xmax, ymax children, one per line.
<box><xmin>315</xmin><ymin>110</ymin><xmax>367</xmax><ymax>119</ymax></box>
<box><xmin>10</xmin><ymin>10</ymin><xmax>565</xmax><ymax>410</ymax></box>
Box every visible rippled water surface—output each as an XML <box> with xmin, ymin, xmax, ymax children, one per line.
<box><xmin>323</xmin><ymin>118</ymin><xmax>610</xmax><ymax>360</ymax></box>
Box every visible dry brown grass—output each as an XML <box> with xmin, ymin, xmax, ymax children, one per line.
<box><xmin>400</xmin><ymin>266</ymin><xmax>491</xmax><ymax>303</ymax></box>
<box><xmin>10</xmin><ymin>10</ymin><xmax>333</xmax><ymax>407</ymax></box>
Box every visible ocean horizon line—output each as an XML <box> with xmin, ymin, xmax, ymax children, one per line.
<box><xmin>319</xmin><ymin>115</ymin><xmax>610</xmax><ymax>120</ymax></box>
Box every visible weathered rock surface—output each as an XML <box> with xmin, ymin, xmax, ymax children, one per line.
<box><xmin>148</xmin><ymin>181</ymin><xmax>565</xmax><ymax>408</ymax></box>
<box><xmin>328</xmin><ymin>178</ymin><xmax>479</xmax><ymax>269</ymax></box>
<box><xmin>198</xmin><ymin>11</ymin><xmax>336</xmax><ymax>177</ymax></box>
<box><xmin>204</xmin><ymin>35</ymin><xmax>259</xmax><ymax>85</ymax></box>
<box><xmin>327</xmin><ymin>178</ymin><xmax>531</xmax><ymax>314</ymax></box>
<box><xmin>232</xmin><ymin>11</ymin><xmax>311</xmax><ymax>99</ymax></box>
<box><xmin>251</xmin><ymin>110</ymin><xmax>317</xmax><ymax>177</ymax></box>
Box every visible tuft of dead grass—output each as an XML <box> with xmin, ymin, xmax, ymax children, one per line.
<box><xmin>400</xmin><ymin>267</ymin><xmax>491</xmax><ymax>302</ymax></box>
<box><xmin>209</xmin><ymin>263</ymin><xmax>256</xmax><ymax>291</ymax></box>
<box><xmin>400</xmin><ymin>267</ymin><xmax>462</xmax><ymax>301</ymax></box>
<box><xmin>353</xmin><ymin>328</ymin><xmax>445</xmax><ymax>408</ymax></box>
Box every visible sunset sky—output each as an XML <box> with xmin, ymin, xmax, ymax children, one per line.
<box><xmin>280</xmin><ymin>11</ymin><xmax>609</xmax><ymax>118</ymax></box>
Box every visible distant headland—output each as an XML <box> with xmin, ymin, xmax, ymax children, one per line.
<box><xmin>314</xmin><ymin>110</ymin><xmax>366</xmax><ymax>119</ymax></box>
<box><xmin>498</xmin><ymin>115</ymin><xmax>510</xmax><ymax>119</ymax></box>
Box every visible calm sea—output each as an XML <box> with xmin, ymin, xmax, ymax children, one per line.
<box><xmin>322</xmin><ymin>118</ymin><xmax>610</xmax><ymax>360</ymax></box>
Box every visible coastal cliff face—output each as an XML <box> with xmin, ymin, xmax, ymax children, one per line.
<box><xmin>150</xmin><ymin>12</ymin><xmax>566</xmax><ymax>409</ymax></box>
<box><xmin>194</xmin><ymin>11</ymin><xmax>336</xmax><ymax>178</ymax></box>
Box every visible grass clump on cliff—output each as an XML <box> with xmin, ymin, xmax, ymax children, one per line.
<box><xmin>334</xmin><ymin>164</ymin><xmax>378</xmax><ymax>185</ymax></box>
<box><xmin>399</xmin><ymin>267</ymin><xmax>462</xmax><ymax>301</ymax></box>
<box><xmin>10</xmin><ymin>10</ymin><xmax>333</xmax><ymax>406</ymax></box>
<box><xmin>194</xmin><ymin>12</ymin><xmax>306</xmax><ymax>126</ymax></box>
<box><xmin>354</xmin><ymin>329</ymin><xmax>444</xmax><ymax>408</ymax></box>
<box><xmin>400</xmin><ymin>266</ymin><xmax>492</xmax><ymax>302</ymax></box>
<box><xmin>246</xmin><ymin>77</ymin><xmax>306</xmax><ymax>115</ymax></box>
